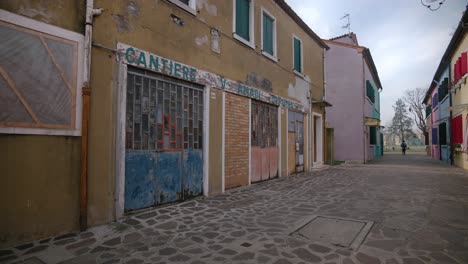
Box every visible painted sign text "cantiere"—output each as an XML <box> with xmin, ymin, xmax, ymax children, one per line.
<box><xmin>125</xmin><ymin>47</ymin><xmax>197</xmax><ymax>82</ymax></box>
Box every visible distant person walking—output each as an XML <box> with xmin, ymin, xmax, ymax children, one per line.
<box><xmin>401</xmin><ymin>140</ymin><xmax>407</xmax><ymax>156</ymax></box>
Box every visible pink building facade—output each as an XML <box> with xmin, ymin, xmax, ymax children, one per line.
<box><xmin>324</xmin><ymin>34</ymin><xmax>383</xmax><ymax>163</ymax></box>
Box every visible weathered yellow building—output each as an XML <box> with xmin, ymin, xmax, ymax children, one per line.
<box><xmin>450</xmin><ymin>10</ymin><xmax>468</xmax><ymax>170</ymax></box>
<box><xmin>0</xmin><ymin>0</ymin><xmax>329</xmax><ymax>246</ymax></box>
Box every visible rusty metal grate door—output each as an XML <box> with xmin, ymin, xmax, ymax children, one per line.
<box><xmin>288</xmin><ymin>111</ymin><xmax>304</xmax><ymax>174</ymax></box>
<box><xmin>124</xmin><ymin>67</ymin><xmax>204</xmax><ymax>211</ymax></box>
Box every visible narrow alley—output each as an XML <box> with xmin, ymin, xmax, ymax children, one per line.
<box><xmin>2</xmin><ymin>153</ymin><xmax>467</xmax><ymax>264</ymax></box>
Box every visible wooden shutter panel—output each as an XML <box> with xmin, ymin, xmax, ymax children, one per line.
<box><xmin>263</xmin><ymin>14</ymin><xmax>274</xmax><ymax>55</ymax></box>
<box><xmin>294</xmin><ymin>38</ymin><xmax>301</xmax><ymax>72</ymax></box>
<box><xmin>236</xmin><ymin>0</ymin><xmax>250</xmax><ymax>41</ymax></box>
<box><xmin>462</xmin><ymin>52</ymin><xmax>467</xmax><ymax>77</ymax></box>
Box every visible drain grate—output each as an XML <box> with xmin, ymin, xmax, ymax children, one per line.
<box><xmin>291</xmin><ymin>216</ymin><xmax>373</xmax><ymax>250</ymax></box>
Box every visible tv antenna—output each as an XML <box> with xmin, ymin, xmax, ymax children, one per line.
<box><xmin>341</xmin><ymin>13</ymin><xmax>350</xmax><ymax>34</ymax></box>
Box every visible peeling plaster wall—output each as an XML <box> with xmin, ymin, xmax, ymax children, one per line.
<box><xmin>0</xmin><ymin>1</ymin><xmax>84</xmax><ymax>247</ymax></box>
<box><xmin>288</xmin><ymin>75</ymin><xmax>311</xmax><ymax>109</ymax></box>
<box><xmin>88</xmin><ymin>0</ymin><xmax>325</xmax><ymax>225</ymax></box>
<box><xmin>0</xmin><ymin>0</ymin><xmax>85</xmax><ymax>34</ymax></box>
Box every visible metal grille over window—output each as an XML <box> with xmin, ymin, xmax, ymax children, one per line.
<box><xmin>0</xmin><ymin>21</ymin><xmax>77</xmax><ymax>129</ymax></box>
<box><xmin>126</xmin><ymin>67</ymin><xmax>204</xmax><ymax>151</ymax></box>
<box><xmin>251</xmin><ymin>100</ymin><xmax>278</xmax><ymax>147</ymax></box>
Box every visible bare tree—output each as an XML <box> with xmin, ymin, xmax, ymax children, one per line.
<box><xmin>403</xmin><ymin>88</ymin><xmax>426</xmax><ymax>136</ymax></box>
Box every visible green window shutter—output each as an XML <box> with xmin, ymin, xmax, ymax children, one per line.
<box><xmin>370</xmin><ymin>126</ymin><xmax>376</xmax><ymax>145</ymax></box>
<box><xmin>263</xmin><ymin>14</ymin><xmax>274</xmax><ymax>55</ymax></box>
<box><xmin>366</xmin><ymin>81</ymin><xmax>375</xmax><ymax>103</ymax></box>
<box><xmin>294</xmin><ymin>38</ymin><xmax>302</xmax><ymax>72</ymax></box>
<box><xmin>236</xmin><ymin>0</ymin><xmax>250</xmax><ymax>41</ymax></box>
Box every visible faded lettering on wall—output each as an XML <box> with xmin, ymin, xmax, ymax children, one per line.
<box><xmin>118</xmin><ymin>43</ymin><xmax>306</xmax><ymax>112</ymax></box>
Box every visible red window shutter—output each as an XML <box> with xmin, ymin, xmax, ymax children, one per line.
<box><xmin>457</xmin><ymin>58</ymin><xmax>462</xmax><ymax>82</ymax></box>
<box><xmin>454</xmin><ymin>60</ymin><xmax>459</xmax><ymax>83</ymax></box>
<box><xmin>462</xmin><ymin>52</ymin><xmax>468</xmax><ymax>76</ymax></box>
<box><xmin>451</xmin><ymin>115</ymin><xmax>463</xmax><ymax>144</ymax></box>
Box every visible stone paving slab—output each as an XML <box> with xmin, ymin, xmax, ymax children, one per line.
<box><xmin>1</xmin><ymin>153</ymin><xmax>467</xmax><ymax>264</ymax></box>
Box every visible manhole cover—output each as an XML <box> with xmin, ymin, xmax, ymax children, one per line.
<box><xmin>292</xmin><ymin>216</ymin><xmax>373</xmax><ymax>250</ymax></box>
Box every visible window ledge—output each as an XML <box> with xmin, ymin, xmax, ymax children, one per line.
<box><xmin>261</xmin><ymin>51</ymin><xmax>278</xmax><ymax>62</ymax></box>
<box><xmin>293</xmin><ymin>70</ymin><xmax>305</xmax><ymax>78</ymax></box>
<box><xmin>233</xmin><ymin>33</ymin><xmax>255</xmax><ymax>49</ymax></box>
<box><xmin>168</xmin><ymin>0</ymin><xmax>197</xmax><ymax>16</ymax></box>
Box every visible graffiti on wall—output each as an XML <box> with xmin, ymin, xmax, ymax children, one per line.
<box><xmin>118</xmin><ymin>43</ymin><xmax>306</xmax><ymax>112</ymax></box>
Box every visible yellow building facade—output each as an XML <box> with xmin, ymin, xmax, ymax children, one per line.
<box><xmin>0</xmin><ymin>0</ymin><xmax>329</xmax><ymax>246</ymax></box>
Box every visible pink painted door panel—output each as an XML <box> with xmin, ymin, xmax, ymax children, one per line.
<box><xmin>251</xmin><ymin>147</ymin><xmax>263</xmax><ymax>183</ymax></box>
<box><xmin>261</xmin><ymin>149</ymin><xmax>269</xmax><ymax>181</ymax></box>
<box><xmin>268</xmin><ymin>147</ymin><xmax>279</xmax><ymax>179</ymax></box>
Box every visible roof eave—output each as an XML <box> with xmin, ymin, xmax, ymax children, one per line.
<box><xmin>423</xmin><ymin>8</ymin><xmax>468</xmax><ymax>104</ymax></box>
<box><xmin>274</xmin><ymin>0</ymin><xmax>329</xmax><ymax>50</ymax></box>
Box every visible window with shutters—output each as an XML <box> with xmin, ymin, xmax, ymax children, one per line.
<box><xmin>369</xmin><ymin>126</ymin><xmax>377</xmax><ymax>145</ymax></box>
<box><xmin>432</xmin><ymin>93</ymin><xmax>438</xmax><ymax>108</ymax></box>
<box><xmin>425</xmin><ymin>105</ymin><xmax>432</xmax><ymax>118</ymax></box>
<box><xmin>451</xmin><ymin>115</ymin><xmax>463</xmax><ymax>144</ymax></box>
<box><xmin>169</xmin><ymin>0</ymin><xmax>197</xmax><ymax>15</ymax></box>
<box><xmin>261</xmin><ymin>8</ymin><xmax>277</xmax><ymax>61</ymax></box>
<box><xmin>293</xmin><ymin>35</ymin><xmax>303</xmax><ymax>73</ymax></box>
<box><xmin>438</xmin><ymin>78</ymin><xmax>448</xmax><ymax>102</ymax></box>
<box><xmin>432</xmin><ymin>128</ymin><xmax>438</xmax><ymax>145</ymax></box>
<box><xmin>439</xmin><ymin>122</ymin><xmax>447</xmax><ymax>145</ymax></box>
<box><xmin>366</xmin><ymin>80</ymin><xmax>375</xmax><ymax>104</ymax></box>
<box><xmin>233</xmin><ymin>0</ymin><xmax>254</xmax><ymax>48</ymax></box>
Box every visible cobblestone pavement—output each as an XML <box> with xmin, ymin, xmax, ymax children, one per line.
<box><xmin>2</xmin><ymin>153</ymin><xmax>468</xmax><ymax>264</ymax></box>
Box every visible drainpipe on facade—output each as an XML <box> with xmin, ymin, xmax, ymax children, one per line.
<box><xmin>80</xmin><ymin>0</ymin><xmax>103</xmax><ymax>231</ymax></box>
<box><xmin>362</xmin><ymin>54</ymin><xmax>366</xmax><ymax>164</ymax></box>
<box><xmin>322</xmin><ymin>47</ymin><xmax>327</xmax><ymax>165</ymax></box>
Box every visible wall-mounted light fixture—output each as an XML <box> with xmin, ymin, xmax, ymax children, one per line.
<box><xmin>420</xmin><ymin>0</ymin><xmax>446</xmax><ymax>11</ymax></box>
<box><xmin>170</xmin><ymin>14</ymin><xmax>184</xmax><ymax>26</ymax></box>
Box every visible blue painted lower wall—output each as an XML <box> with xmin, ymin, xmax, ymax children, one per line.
<box><xmin>124</xmin><ymin>150</ymin><xmax>203</xmax><ymax>211</ymax></box>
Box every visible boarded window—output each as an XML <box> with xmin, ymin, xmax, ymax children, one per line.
<box><xmin>126</xmin><ymin>67</ymin><xmax>204</xmax><ymax>151</ymax></box>
<box><xmin>369</xmin><ymin>126</ymin><xmax>376</xmax><ymax>145</ymax></box>
<box><xmin>451</xmin><ymin>115</ymin><xmax>463</xmax><ymax>144</ymax></box>
<box><xmin>251</xmin><ymin>100</ymin><xmax>277</xmax><ymax>147</ymax></box>
<box><xmin>293</xmin><ymin>37</ymin><xmax>302</xmax><ymax>72</ymax></box>
<box><xmin>262</xmin><ymin>12</ymin><xmax>274</xmax><ymax>56</ymax></box>
<box><xmin>235</xmin><ymin>0</ymin><xmax>251</xmax><ymax>41</ymax></box>
<box><xmin>0</xmin><ymin>21</ymin><xmax>78</xmax><ymax>130</ymax></box>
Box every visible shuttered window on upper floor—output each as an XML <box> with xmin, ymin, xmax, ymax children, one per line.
<box><xmin>366</xmin><ymin>80</ymin><xmax>375</xmax><ymax>104</ymax></box>
<box><xmin>438</xmin><ymin>77</ymin><xmax>448</xmax><ymax>102</ymax></box>
<box><xmin>425</xmin><ymin>105</ymin><xmax>432</xmax><ymax>118</ymax></box>
<box><xmin>293</xmin><ymin>36</ymin><xmax>302</xmax><ymax>73</ymax></box>
<box><xmin>235</xmin><ymin>0</ymin><xmax>251</xmax><ymax>42</ymax></box>
<box><xmin>262</xmin><ymin>11</ymin><xmax>276</xmax><ymax>58</ymax></box>
<box><xmin>432</xmin><ymin>93</ymin><xmax>438</xmax><ymax>108</ymax></box>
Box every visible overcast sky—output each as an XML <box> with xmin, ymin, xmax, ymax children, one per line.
<box><xmin>287</xmin><ymin>0</ymin><xmax>466</xmax><ymax>126</ymax></box>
